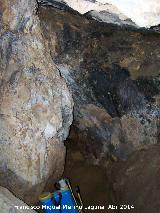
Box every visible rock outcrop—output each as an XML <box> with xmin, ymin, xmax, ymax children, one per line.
<box><xmin>0</xmin><ymin>0</ymin><xmax>73</xmax><ymax>204</ymax></box>
<box><xmin>107</xmin><ymin>145</ymin><xmax>160</xmax><ymax>213</ymax></box>
<box><xmin>39</xmin><ymin>7</ymin><xmax>159</xmax><ymax>163</ymax></box>
<box><xmin>38</xmin><ymin>0</ymin><xmax>137</xmax><ymax>27</ymax></box>
<box><xmin>38</xmin><ymin>0</ymin><xmax>160</xmax><ymax>27</ymax></box>
<box><xmin>0</xmin><ymin>186</ymin><xmax>36</xmax><ymax>213</ymax></box>
<box><xmin>84</xmin><ymin>10</ymin><xmax>136</xmax><ymax>27</ymax></box>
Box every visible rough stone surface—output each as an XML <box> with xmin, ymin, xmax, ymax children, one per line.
<box><xmin>84</xmin><ymin>10</ymin><xmax>136</xmax><ymax>27</ymax></box>
<box><xmin>0</xmin><ymin>0</ymin><xmax>73</xmax><ymax>204</ymax></box>
<box><xmin>39</xmin><ymin>7</ymin><xmax>159</xmax><ymax>162</ymax></box>
<box><xmin>38</xmin><ymin>0</ymin><xmax>160</xmax><ymax>27</ymax></box>
<box><xmin>38</xmin><ymin>0</ymin><xmax>137</xmax><ymax>27</ymax></box>
<box><xmin>0</xmin><ymin>186</ymin><xmax>36</xmax><ymax>213</ymax></box>
<box><xmin>69</xmin><ymin>104</ymin><xmax>113</xmax><ymax>164</ymax></box>
<box><xmin>107</xmin><ymin>145</ymin><xmax>160</xmax><ymax>213</ymax></box>
<box><xmin>64</xmin><ymin>132</ymin><xmax>160</xmax><ymax>212</ymax></box>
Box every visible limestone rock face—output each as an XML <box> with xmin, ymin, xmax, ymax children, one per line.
<box><xmin>0</xmin><ymin>0</ymin><xmax>73</xmax><ymax>204</ymax></box>
<box><xmin>38</xmin><ymin>0</ymin><xmax>160</xmax><ymax>27</ymax></box>
<box><xmin>84</xmin><ymin>10</ymin><xmax>136</xmax><ymax>27</ymax></box>
<box><xmin>39</xmin><ymin>7</ymin><xmax>159</xmax><ymax>162</ymax></box>
<box><xmin>0</xmin><ymin>186</ymin><xmax>36</xmax><ymax>213</ymax></box>
<box><xmin>38</xmin><ymin>0</ymin><xmax>137</xmax><ymax>27</ymax></box>
<box><xmin>107</xmin><ymin>145</ymin><xmax>160</xmax><ymax>213</ymax></box>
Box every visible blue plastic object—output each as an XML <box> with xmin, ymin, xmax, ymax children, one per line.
<box><xmin>40</xmin><ymin>194</ymin><xmax>60</xmax><ymax>213</ymax></box>
<box><xmin>40</xmin><ymin>189</ymin><xmax>79</xmax><ymax>213</ymax></box>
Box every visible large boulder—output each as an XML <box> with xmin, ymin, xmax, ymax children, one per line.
<box><xmin>107</xmin><ymin>145</ymin><xmax>160</xmax><ymax>213</ymax></box>
<box><xmin>0</xmin><ymin>186</ymin><xmax>36</xmax><ymax>213</ymax></box>
<box><xmin>0</xmin><ymin>0</ymin><xmax>73</xmax><ymax>204</ymax></box>
<box><xmin>38</xmin><ymin>0</ymin><xmax>137</xmax><ymax>27</ymax></box>
<box><xmin>38</xmin><ymin>0</ymin><xmax>160</xmax><ymax>27</ymax></box>
<box><xmin>39</xmin><ymin>7</ymin><xmax>159</xmax><ymax>163</ymax></box>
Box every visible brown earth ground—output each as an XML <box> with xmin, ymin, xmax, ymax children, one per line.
<box><xmin>63</xmin><ymin>139</ymin><xmax>115</xmax><ymax>213</ymax></box>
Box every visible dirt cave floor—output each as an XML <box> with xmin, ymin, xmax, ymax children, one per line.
<box><xmin>63</xmin><ymin>139</ymin><xmax>114</xmax><ymax>213</ymax></box>
<box><xmin>63</xmin><ymin>141</ymin><xmax>115</xmax><ymax>212</ymax></box>
<box><xmin>62</xmin><ymin>140</ymin><xmax>160</xmax><ymax>213</ymax></box>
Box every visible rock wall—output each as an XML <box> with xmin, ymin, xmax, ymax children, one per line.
<box><xmin>0</xmin><ymin>186</ymin><xmax>36</xmax><ymax>213</ymax></box>
<box><xmin>107</xmin><ymin>145</ymin><xmax>160</xmax><ymax>213</ymax></box>
<box><xmin>38</xmin><ymin>0</ymin><xmax>137</xmax><ymax>27</ymax></box>
<box><xmin>0</xmin><ymin>0</ymin><xmax>73</xmax><ymax>204</ymax></box>
<box><xmin>38</xmin><ymin>0</ymin><xmax>160</xmax><ymax>27</ymax></box>
<box><xmin>39</xmin><ymin>7</ymin><xmax>159</xmax><ymax>163</ymax></box>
